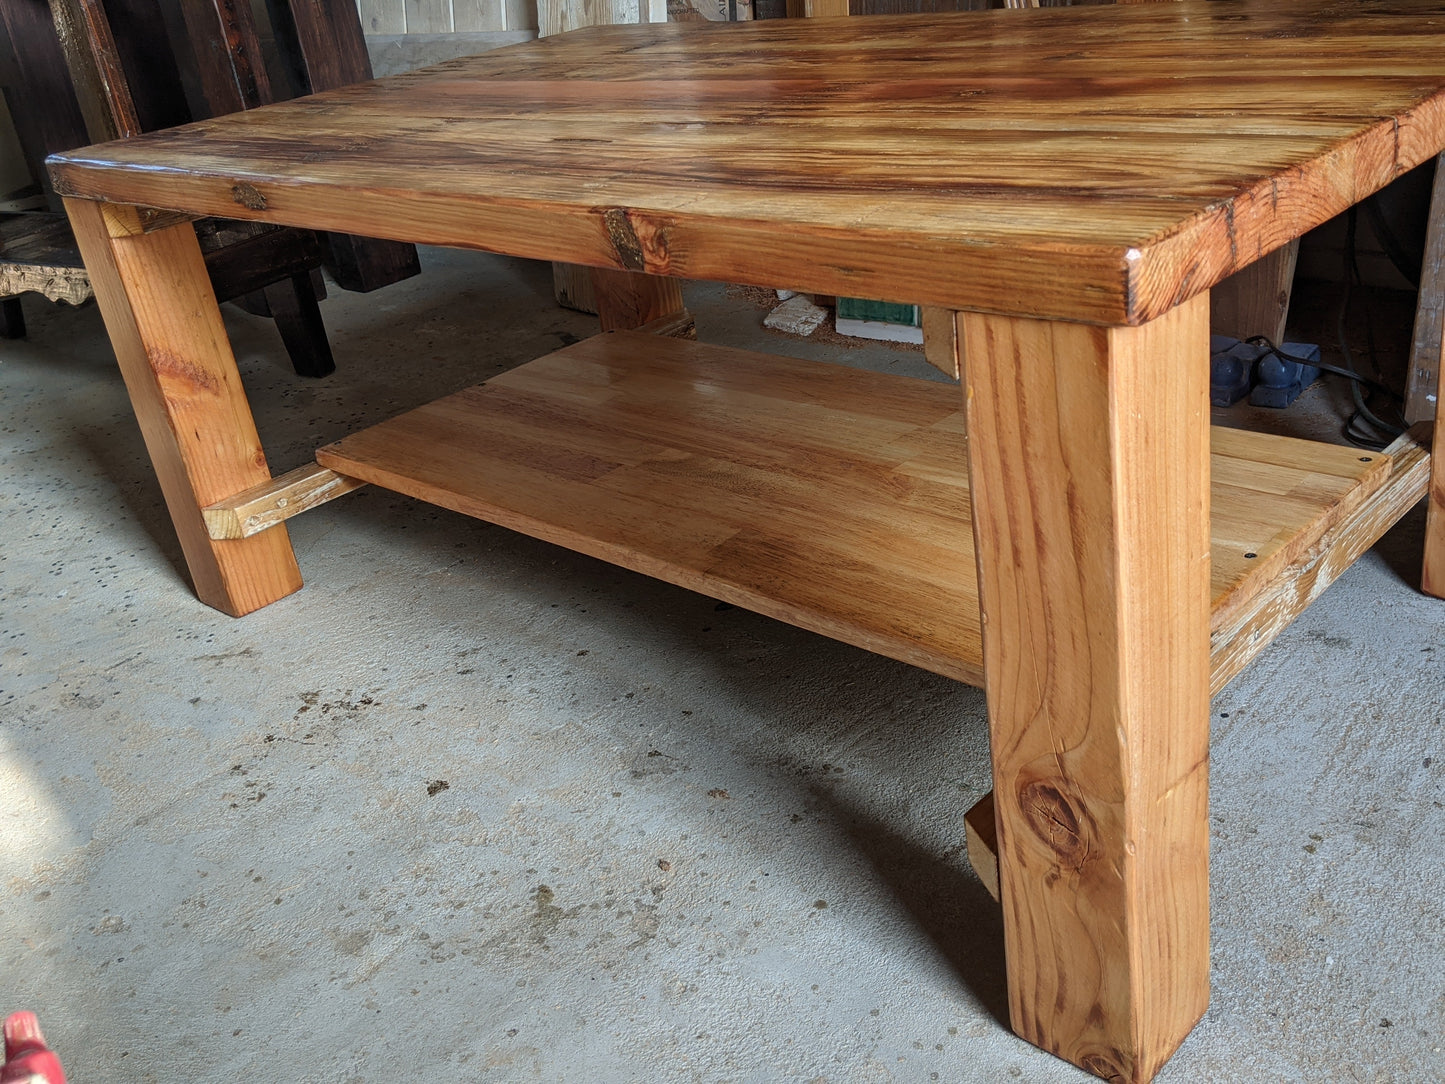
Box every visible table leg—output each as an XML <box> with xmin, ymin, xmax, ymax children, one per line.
<box><xmin>588</xmin><ymin>268</ymin><xmax>685</xmax><ymax>331</ymax></box>
<box><xmin>1424</xmin><ymin>381</ymin><xmax>1445</xmax><ymax>598</ymax></box>
<box><xmin>960</xmin><ymin>293</ymin><xmax>1211</xmax><ymax>1083</ymax></box>
<box><xmin>65</xmin><ymin>197</ymin><xmax>302</xmax><ymax>616</ymax></box>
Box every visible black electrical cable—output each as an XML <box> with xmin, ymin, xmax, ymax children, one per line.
<box><xmin>1243</xmin><ymin>335</ymin><xmax>1401</xmax><ymax>394</ymax></box>
<box><xmin>1243</xmin><ymin>338</ymin><xmax>1394</xmax><ymax>450</ymax></box>
<box><xmin>1330</xmin><ymin>208</ymin><xmax>1407</xmax><ymax>449</ymax></box>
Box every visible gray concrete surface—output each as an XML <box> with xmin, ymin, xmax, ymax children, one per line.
<box><xmin>1</xmin><ymin>248</ymin><xmax>1442</xmax><ymax>1083</ymax></box>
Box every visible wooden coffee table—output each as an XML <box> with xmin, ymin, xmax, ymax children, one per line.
<box><xmin>50</xmin><ymin>2</ymin><xmax>1445</xmax><ymax>1079</ymax></box>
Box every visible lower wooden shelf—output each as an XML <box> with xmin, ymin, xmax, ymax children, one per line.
<box><xmin>317</xmin><ymin>331</ymin><xmax>1429</xmax><ymax>693</ymax></box>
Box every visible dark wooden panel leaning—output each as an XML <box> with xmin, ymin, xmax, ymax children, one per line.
<box><xmin>0</xmin><ymin>0</ymin><xmax>90</xmax><ymax>206</ymax></box>
<box><xmin>263</xmin><ymin>0</ymin><xmax>421</xmax><ymax>291</ymax></box>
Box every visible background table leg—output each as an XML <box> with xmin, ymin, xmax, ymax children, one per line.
<box><xmin>588</xmin><ymin>268</ymin><xmax>686</xmax><ymax>331</ymax></box>
<box><xmin>1423</xmin><ymin>379</ymin><xmax>1445</xmax><ymax>598</ymax></box>
<box><xmin>65</xmin><ymin>197</ymin><xmax>303</xmax><ymax>616</ymax></box>
<box><xmin>960</xmin><ymin>294</ymin><xmax>1211</xmax><ymax>1083</ymax></box>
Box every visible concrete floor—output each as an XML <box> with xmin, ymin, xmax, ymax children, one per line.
<box><xmin>1</xmin><ymin>248</ymin><xmax>1442</xmax><ymax>1083</ymax></box>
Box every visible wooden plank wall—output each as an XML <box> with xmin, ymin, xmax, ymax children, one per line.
<box><xmin>354</xmin><ymin>0</ymin><xmax>752</xmax><ymax>47</ymax></box>
<box><xmin>356</xmin><ymin>0</ymin><xmax>540</xmax><ymax>37</ymax></box>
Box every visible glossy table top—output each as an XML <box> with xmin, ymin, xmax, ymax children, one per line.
<box><xmin>50</xmin><ymin>0</ymin><xmax>1445</xmax><ymax>323</ymax></box>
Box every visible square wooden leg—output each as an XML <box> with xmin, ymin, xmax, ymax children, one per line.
<box><xmin>65</xmin><ymin>197</ymin><xmax>302</xmax><ymax>616</ymax></box>
<box><xmin>588</xmin><ymin>267</ymin><xmax>685</xmax><ymax>331</ymax></box>
<box><xmin>960</xmin><ymin>293</ymin><xmax>1212</xmax><ymax>1083</ymax></box>
<box><xmin>1424</xmin><ymin>387</ymin><xmax>1445</xmax><ymax>598</ymax></box>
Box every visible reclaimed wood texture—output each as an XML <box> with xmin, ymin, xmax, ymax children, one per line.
<box><xmin>0</xmin><ymin>0</ymin><xmax>90</xmax><ymax>206</ymax></box>
<box><xmin>0</xmin><ymin>213</ymin><xmax>90</xmax><ymax>305</ymax></box>
<box><xmin>48</xmin><ymin>0</ymin><xmax>1445</xmax><ymax>325</ymax></box>
<box><xmin>538</xmin><ymin>0</ymin><xmax>633</xmax><ymax>36</ymax></box>
<box><xmin>65</xmin><ymin>198</ymin><xmax>302</xmax><ymax>615</ymax></box>
<box><xmin>48</xmin><ymin>0</ymin><xmax>141</xmax><ymax>142</ymax></box>
<box><xmin>315</xmin><ymin>330</ymin><xmax>1394</xmax><ymax>692</ymax></box>
<box><xmin>1406</xmin><ymin>153</ymin><xmax>1445</xmax><ymax>425</ymax></box>
<box><xmin>553</xmin><ymin>261</ymin><xmax>598</xmax><ymax>313</ymax></box>
<box><xmin>1426</xmin><ymin>391</ymin><xmax>1445</xmax><ymax>599</ymax></box>
<box><xmin>269</xmin><ymin>0</ymin><xmax>421</xmax><ymax>292</ymax></box>
<box><xmin>962</xmin><ymin>295</ymin><xmax>1211</xmax><ymax>1081</ymax></box>
<box><xmin>176</xmin><ymin>0</ymin><xmax>274</xmax><ymax>114</ymax></box>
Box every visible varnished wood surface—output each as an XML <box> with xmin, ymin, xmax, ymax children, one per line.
<box><xmin>48</xmin><ymin>0</ymin><xmax>1445</xmax><ymax>324</ymax></box>
<box><xmin>315</xmin><ymin>331</ymin><xmax>1396</xmax><ymax>690</ymax></box>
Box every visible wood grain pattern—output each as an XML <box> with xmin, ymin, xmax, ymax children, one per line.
<box><xmin>0</xmin><ymin>0</ymin><xmax>91</xmax><ymax>206</ymax></box>
<box><xmin>920</xmin><ymin>305</ymin><xmax>960</xmax><ymax>378</ymax></box>
<box><xmin>1425</xmin><ymin>392</ymin><xmax>1445</xmax><ymax>599</ymax></box>
<box><xmin>320</xmin><ymin>331</ymin><xmax>990</xmax><ymax>682</ymax></box>
<box><xmin>969</xmin><ymin>427</ymin><xmax>1436</xmax><ymax>910</ymax></box>
<box><xmin>1214</xmin><ymin>424</ymin><xmax>1433</xmax><ymax>687</ymax></box>
<box><xmin>1210</xmin><ymin>239</ymin><xmax>1298</xmax><ymax>345</ymax></box>
<box><xmin>48</xmin><ymin>0</ymin><xmax>1445</xmax><ymax>325</ymax></box>
<box><xmin>632</xmin><ymin>309</ymin><xmax>697</xmax><ymax>337</ymax></box>
<box><xmin>455</xmin><ymin>0</ymin><xmax>507</xmax><ymax>32</ymax></box>
<box><xmin>313</xmin><ymin>329</ymin><xmax>1394</xmax><ymax>696</ymax></box>
<box><xmin>961</xmin><ymin>295</ymin><xmax>1210</xmax><ymax>1081</ymax></box>
<box><xmin>0</xmin><ymin>213</ymin><xmax>91</xmax><ymax>305</ymax></box>
<box><xmin>589</xmin><ymin>267</ymin><xmax>686</xmax><ymax>330</ymax></box>
<box><xmin>203</xmin><ymin>462</ymin><xmax>367</xmax><ymax>538</ymax></box>
<box><xmin>506</xmin><ymin>0</ymin><xmax>538</xmax><ymax>29</ymax></box>
<box><xmin>175</xmin><ymin>0</ymin><xmax>273</xmax><ymax>114</ymax></box>
<box><xmin>553</xmin><ymin>261</ymin><xmax>598</xmax><ymax>313</ymax></box>
<box><xmin>1208</xmin><ymin>426</ymin><xmax>1392</xmax><ymax>635</ymax></box>
<box><xmin>538</xmin><ymin>0</ymin><xmax>633</xmax><ymax>36</ymax></box>
<box><xmin>404</xmin><ymin>0</ymin><xmax>452</xmax><ymax>32</ymax></box>
<box><xmin>357</xmin><ymin>0</ymin><xmax>404</xmax><ymax>33</ymax></box>
<box><xmin>64</xmin><ymin>197</ymin><xmax>302</xmax><ymax>615</ymax></box>
<box><xmin>786</xmin><ymin>0</ymin><xmax>847</xmax><ymax>15</ymax></box>
<box><xmin>538</xmin><ymin>0</ymin><xmax>638</xmax><ymax>328</ymax></box>
<box><xmin>1407</xmin><ymin>154</ymin><xmax>1445</xmax><ymax>425</ymax></box>
<box><xmin>48</xmin><ymin>0</ymin><xmax>141</xmax><ymax>142</ymax></box>
<box><xmin>964</xmin><ymin>790</ymin><xmax>999</xmax><ymax>901</ymax></box>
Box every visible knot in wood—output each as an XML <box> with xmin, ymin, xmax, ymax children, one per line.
<box><xmin>603</xmin><ymin>208</ymin><xmax>645</xmax><ymax>271</ymax></box>
<box><xmin>1017</xmin><ymin>778</ymin><xmax>1092</xmax><ymax>870</ymax></box>
<box><xmin>1078</xmin><ymin>1048</ymin><xmax>1131</xmax><ymax>1083</ymax></box>
<box><xmin>601</xmin><ymin>208</ymin><xmax>674</xmax><ymax>274</ymax></box>
<box><xmin>230</xmin><ymin>182</ymin><xmax>267</xmax><ymax>211</ymax></box>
